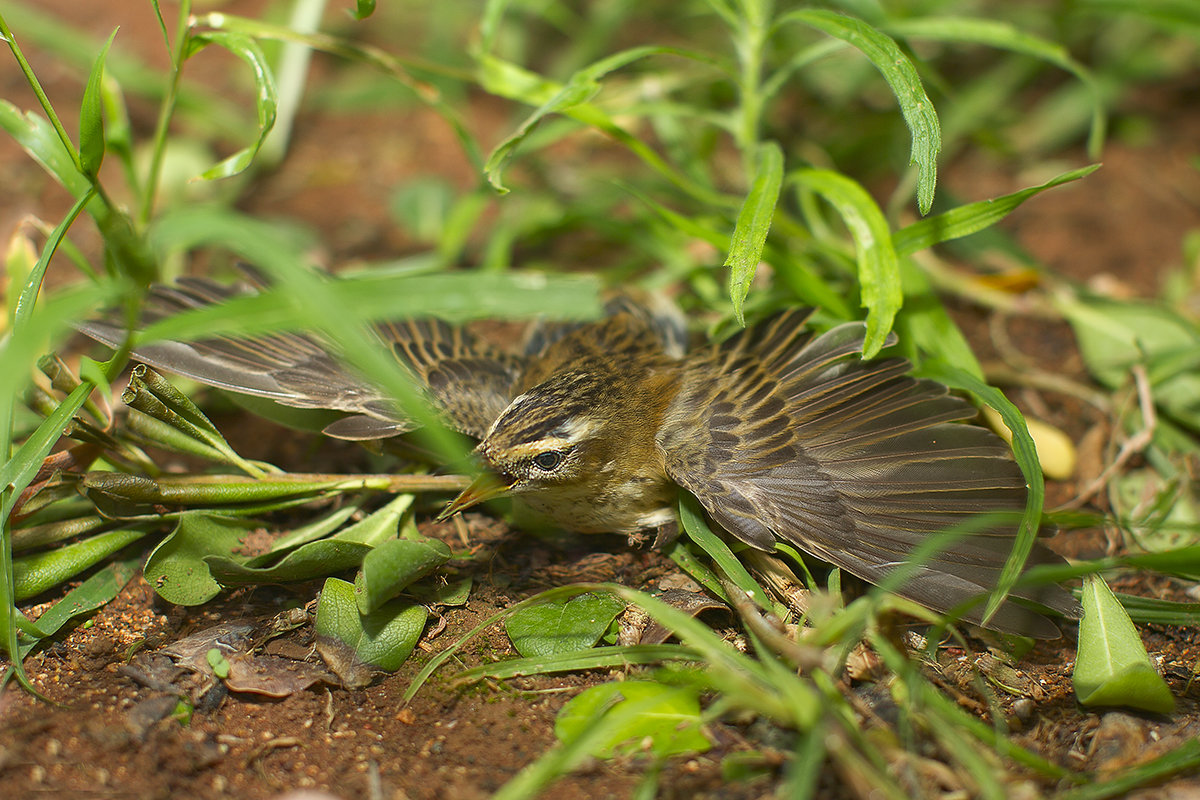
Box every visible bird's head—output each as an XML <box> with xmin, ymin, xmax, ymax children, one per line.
<box><xmin>438</xmin><ymin>370</ymin><xmax>619</xmax><ymax>517</ymax></box>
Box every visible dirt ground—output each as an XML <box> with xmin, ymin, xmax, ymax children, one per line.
<box><xmin>2</xmin><ymin>2</ymin><xmax>1200</xmax><ymax>799</ymax></box>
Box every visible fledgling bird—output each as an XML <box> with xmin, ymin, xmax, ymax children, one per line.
<box><xmin>78</xmin><ymin>278</ymin><xmax>1080</xmax><ymax>637</ymax></box>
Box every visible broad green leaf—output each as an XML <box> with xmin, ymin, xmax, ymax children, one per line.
<box><xmin>141</xmin><ymin>215</ymin><xmax>603</xmax><ymax>342</ymax></box>
<box><xmin>555</xmin><ymin>680</ymin><xmax>710</xmax><ymax>758</ymax></box>
<box><xmin>726</xmin><ymin>141</ymin><xmax>784</xmax><ymax>324</ymax></box>
<box><xmin>12</xmin><ymin>528</ymin><xmax>146</xmax><ymax>601</ymax></box>
<box><xmin>131</xmin><ymin>262</ymin><xmax>594</xmax><ymax>459</ymax></box>
<box><xmin>411</xmin><ymin>577</ymin><xmax>473</xmax><ymax>607</ymax></box>
<box><xmin>779</xmin><ymin>10</ymin><xmax>940</xmax><ymax>214</ymax></box>
<box><xmin>143</xmin><ymin>513</ymin><xmax>254</xmax><ymax>605</ymax></box>
<box><xmin>206</xmin><ymin>540</ymin><xmax>373</xmax><ymax>585</ymax></box>
<box><xmin>1057</xmin><ymin>296</ymin><xmax>1199</xmax><ymax>387</ymax></box>
<box><xmin>504</xmin><ymin>592</ymin><xmax>627</xmax><ymax>658</ymax></box>
<box><xmin>269</xmin><ymin>502</ymin><xmax>362</xmax><ymax>553</ymax></box>
<box><xmin>79</xmin><ymin>28</ymin><xmax>118</xmax><ymax>178</ymax></box>
<box><xmin>1074</xmin><ymin>574</ymin><xmax>1175</xmax><ymax>713</ymax></box>
<box><xmin>187</xmin><ymin>32</ymin><xmax>277</xmax><ymax>180</ymax></box>
<box><xmin>476</xmin><ymin>54</ymin><xmax>562</xmax><ymax>105</ymax></box>
<box><xmin>1057</xmin><ymin>295</ymin><xmax>1200</xmax><ymax>433</ymax></box>
<box><xmin>893</xmin><ymin>165</ymin><xmax>1101</xmax><ymax>256</ymax></box>
<box><xmin>354</xmin><ymin>537</ymin><xmax>452</xmax><ymax>615</ymax></box>
<box><xmin>790</xmin><ymin>168</ymin><xmax>901</xmax><ymax>357</ymax></box>
<box><xmin>315</xmin><ymin>577</ymin><xmax>427</xmax><ymax>671</ymax></box>
<box><xmin>332</xmin><ymin>493</ymin><xmax>413</xmax><ymax>546</ymax></box>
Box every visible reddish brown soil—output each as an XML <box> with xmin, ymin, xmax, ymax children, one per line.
<box><xmin>2</xmin><ymin>2</ymin><xmax>1199</xmax><ymax>799</ymax></box>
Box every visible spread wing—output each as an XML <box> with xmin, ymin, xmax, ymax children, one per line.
<box><xmin>658</xmin><ymin>309</ymin><xmax>1080</xmax><ymax>638</ymax></box>
<box><xmin>76</xmin><ymin>278</ymin><xmax>523</xmax><ymax>440</ymax></box>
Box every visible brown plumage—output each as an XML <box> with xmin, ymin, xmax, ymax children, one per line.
<box><xmin>78</xmin><ymin>280</ymin><xmax>1080</xmax><ymax>637</ymax></box>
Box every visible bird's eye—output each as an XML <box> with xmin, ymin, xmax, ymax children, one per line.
<box><xmin>531</xmin><ymin>450</ymin><xmax>565</xmax><ymax>471</ymax></box>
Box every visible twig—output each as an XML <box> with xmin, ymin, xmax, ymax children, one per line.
<box><xmin>1054</xmin><ymin>364</ymin><xmax>1156</xmax><ymax>512</ymax></box>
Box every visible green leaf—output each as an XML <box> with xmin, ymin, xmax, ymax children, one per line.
<box><xmin>79</xmin><ymin>28</ymin><xmax>118</xmax><ymax>178</ymax></box>
<box><xmin>885</xmin><ymin>17</ymin><xmax>1105</xmax><ymax>158</ymax></box>
<box><xmin>893</xmin><ymin>165</ymin><xmax>1101</xmax><ymax>256</ymax></box>
<box><xmin>410</xmin><ymin>577</ymin><xmax>473</xmax><ymax>607</ymax></box>
<box><xmin>780</xmin><ymin>10</ymin><xmax>940</xmax><ymax>214</ymax></box>
<box><xmin>555</xmin><ymin>680</ymin><xmax>710</xmax><ymax>759</ymax></box>
<box><xmin>453</xmin><ymin>644</ymin><xmax>698</xmax><ymax>684</ymax></box>
<box><xmin>504</xmin><ymin>592</ymin><xmax>627</xmax><ymax>659</ymax></box>
<box><xmin>315</xmin><ymin>577</ymin><xmax>427</xmax><ymax>671</ymax></box>
<box><xmin>1110</xmin><ymin>466</ymin><xmax>1200</xmax><ymax>554</ymax></box>
<box><xmin>331</xmin><ymin>493</ymin><xmax>413</xmax><ymax>546</ymax></box>
<box><xmin>916</xmin><ymin>364</ymin><xmax>1044</xmax><ymax>628</ymax></box>
<box><xmin>81</xmin><ymin>472</ymin><xmax>349</xmax><ymax>514</ymax></box>
<box><xmin>1111</xmin><ymin>591</ymin><xmax>1200</xmax><ymax>627</ymax></box>
<box><xmin>484</xmin><ymin>75</ymin><xmax>600</xmax><ymax>194</ymax></box>
<box><xmin>1057</xmin><ymin>295</ymin><xmax>1200</xmax><ymax>432</ymax></box>
<box><xmin>17</xmin><ymin>557</ymin><xmax>139</xmax><ymax>659</ymax></box>
<box><xmin>896</xmin><ymin>256</ymin><xmax>982</xmax><ymax>377</ymax></box>
<box><xmin>206</xmin><ymin>540</ymin><xmax>373</xmax><ymax>585</ymax></box>
<box><xmin>12</xmin><ymin>528</ymin><xmax>146</xmax><ymax>601</ymax></box>
<box><xmin>678</xmin><ymin>493</ymin><xmax>772</xmax><ymax>610</ymax></box>
<box><xmin>0</xmin><ymin>100</ymin><xmax>92</xmax><ymax>200</ymax></box>
<box><xmin>790</xmin><ymin>168</ymin><xmax>901</xmax><ymax>357</ymax></box>
<box><xmin>477</xmin><ymin>46</ymin><xmax>727</xmax><ymax>205</ymax></box>
<box><xmin>143</xmin><ymin>513</ymin><xmax>254</xmax><ymax>606</ymax></box>
<box><xmin>354</xmin><ymin>537</ymin><xmax>452</xmax><ymax>615</ymax></box>
<box><xmin>188</xmin><ymin>32</ymin><xmax>278</xmax><ymax>180</ymax></box>
<box><xmin>726</xmin><ymin>141</ymin><xmax>784</xmax><ymax>324</ymax></box>
<box><xmin>269</xmin><ymin>502</ymin><xmax>362</xmax><ymax>553</ymax></box>
<box><xmin>122</xmin><ymin>365</ymin><xmax>265</xmax><ymax>477</ymax></box>
<box><xmin>1074</xmin><ymin>574</ymin><xmax>1175</xmax><ymax>713</ymax></box>
<box><xmin>352</xmin><ymin>0</ymin><xmax>376</xmax><ymax>20</ymax></box>
<box><xmin>206</xmin><ymin>647</ymin><xmax>232</xmax><ymax>679</ymax></box>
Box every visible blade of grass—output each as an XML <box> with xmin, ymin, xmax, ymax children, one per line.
<box><xmin>776</xmin><ymin>9</ymin><xmax>941</xmax><ymax>214</ymax></box>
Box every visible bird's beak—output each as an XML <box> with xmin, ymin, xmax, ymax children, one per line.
<box><xmin>437</xmin><ymin>471</ymin><xmax>513</xmax><ymax>521</ymax></box>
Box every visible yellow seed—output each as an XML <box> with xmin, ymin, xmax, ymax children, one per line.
<box><xmin>982</xmin><ymin>406</ymin><xmax>1077</xmax><ymax>481</ymax></box>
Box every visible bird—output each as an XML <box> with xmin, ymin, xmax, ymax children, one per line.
<box><xmin>78</xmin><ymin>276</ymin><xmax>1080</xmax><ymax>637</ymax></box>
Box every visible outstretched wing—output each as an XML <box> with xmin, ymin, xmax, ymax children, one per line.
<box><xmin>76</xmin><ymin>278</ymin><xmax>523</xmax><ymax>440</ymax></box>
<box><xmin>658</xmin><ymin>309</ymin><xmax>1079</xmax><ymax>638</ymax></box>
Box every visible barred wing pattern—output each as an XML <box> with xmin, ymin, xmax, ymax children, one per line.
<box><xmin>77</xmin><ymin>279</ymin><xmax>524</xmax><ymax>440</ymax></box>
<box><xmin>658</xmin><ymin>309</ymin><xmax>1079</xmax><ymax>637</ymax></box>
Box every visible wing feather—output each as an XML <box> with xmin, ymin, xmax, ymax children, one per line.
<box><xmin>659</xmin><ymin>309</ymin><xmax>1079</xmax><ymax>637</ymax></box>
<box><xmin>77</xmin><ymin>278</ymin><xmax>524</xmax><ymax>440</ymax></box>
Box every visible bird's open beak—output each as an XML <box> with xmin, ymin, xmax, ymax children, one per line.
<box><xmin>437</xmin><ymin>472</ymin><xmax>513</xmax><ymax>521</ymax></box>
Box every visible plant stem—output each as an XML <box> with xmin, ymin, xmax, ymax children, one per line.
<box><xmin>732</xmin><ymin>0</ymin><xmax>772</xmax><ymax>179</ymax></box>
<box><xmin>140</xmin><ymin>0</ymin><xmax>192</xmax><ymax>227</ymax></box>
<box><xmin>0</xmin><ymin>11</ymin><xmax>85</xmax><ymax>175</ymax></box>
